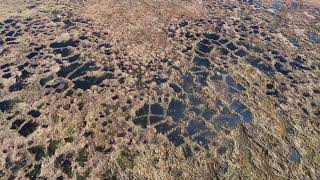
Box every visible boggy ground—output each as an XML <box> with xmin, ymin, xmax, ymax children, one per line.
<box><xmin>0</xmin><ymin>0</ymin><xmax>319</xmax><ymax>179</ymax></box>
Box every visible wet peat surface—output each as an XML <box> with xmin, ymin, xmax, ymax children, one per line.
<box><xmin>0</xmin><ymin>0</ymin><xmax>320</xmax><ymax>179</ymax></box>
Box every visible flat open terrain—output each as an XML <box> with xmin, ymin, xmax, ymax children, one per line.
<box><xmin>0</xmin><ymin>0</ymin><xmax>320</xmax><ymax>179</ymax></box>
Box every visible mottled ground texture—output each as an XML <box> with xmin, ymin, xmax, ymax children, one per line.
<box><xmin>0</xmin><ymin>0</ymin><xmax>320</xmax><ymax>179</ymax></box>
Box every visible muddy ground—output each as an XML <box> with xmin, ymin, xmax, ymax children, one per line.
<box><xmin>0</xmin><ymin>0</ymin><xmax>320</xmax><ymax>179</ymax></box>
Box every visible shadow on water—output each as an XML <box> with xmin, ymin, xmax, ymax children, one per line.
<box><xmin>273</xmin><ymin>0</ymin><xmax>282</xmax><ymax>13</ymax></box>
<box><xmin>273</xmin><ymin>0</ymin><xmax>302</xmax><ymax>12</ymax></box>
<box><xmin>290</xmin><ymin>0</ymin><xmax>300</xmax><ymax>9</ymax></box>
